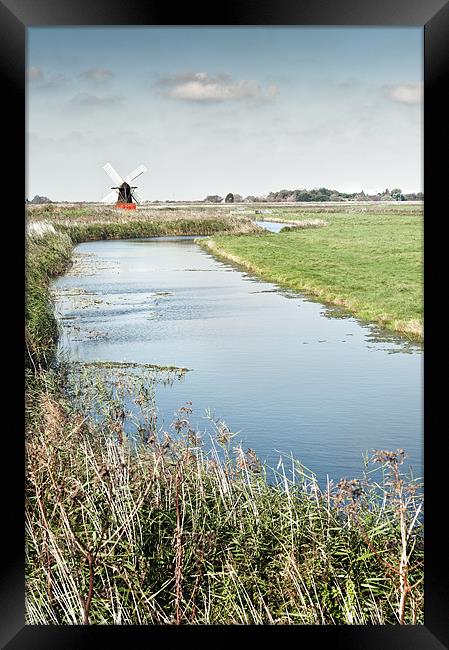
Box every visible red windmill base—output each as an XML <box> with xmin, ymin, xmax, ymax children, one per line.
<box><xmin>101</xmin><ymin>163</ymin><xmax>147</xmax><ymax>209</ymax></box>
<box><xmin>116</xmin><ymin>203</ymin><xmax>136</xmax><ymax>210</ymax></box>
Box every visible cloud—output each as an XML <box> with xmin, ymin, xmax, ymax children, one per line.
<box><xmin>79</xmin><ymin>67</ymin><xmax>114</xmax><ymax>82</ymax></box>
<box><xmin>156</xmin><ymin>72</ymin><xmax>278</xmax><ymax>103</ymax></box>
<box><xmin>69</xmin><ymin>93</ymin><xmax>125</xmax><ymax>108</ymax></box>
<box><xmin>385</xmin><ymin>82</ymin><xmax>423</xmax><ymax>104</ymax></box>
<box><xmin>27</xmin><ymin>68</ymin><xmax>66</xmax><ymax>90</ymax></box>
<box><xmin>27</xmin><ymin>66</ymin><xmax>43</xmax><ymax>81</ymax></box>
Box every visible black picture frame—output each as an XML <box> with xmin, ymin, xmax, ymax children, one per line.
<box><xmin>2</xmin><ymin>0</ymin><xmax>447</xmax><ymax>647</ymax></box>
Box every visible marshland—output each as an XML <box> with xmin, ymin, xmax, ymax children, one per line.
<box><xmin>25</xmin><ymin>201</ymin><xmax>423</xmax><ymax>625</ymax></box>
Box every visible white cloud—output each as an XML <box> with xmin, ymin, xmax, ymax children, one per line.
<box><xmin>79</xmin><ymin>68</ymin><xmax>114</xmax><ymax>82</ymax></box>
<box><xmin>157</xmin><ymin>72</ymin><xmax>278</xmax><ymax>103</ymax></box>
<box><xmin>385</xmin><ymin>82</ymin><xmax>423</xmax><ymax>104</ymax></box>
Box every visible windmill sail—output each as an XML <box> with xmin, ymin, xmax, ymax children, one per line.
<box><xmin>101</xmin><ymin>189</ymin><xmax>119</xmax><ymax>204</ymax></box>
<box><xmin>103</xmin><ymin>163</ymin><xmax>123</xmax><ymax>185</ymax></box>
<box><xmin>124</xmin><ymin>164</ymin><xmax>147</xmax><ymax>184</ymax></box>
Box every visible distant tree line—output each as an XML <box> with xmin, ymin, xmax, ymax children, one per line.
<box><xmin>203</xmin><ymin>188</ymin><xmax>423</xmax><ymax>203</ymax></box>
<box><xmin>26</xmin><ymin>187</ymin><xmax>424</xmax><ymax>205</ymax></box>
<box><xmin>204</xmin><ymin>194</ymin><xmax>244</xmax><ymax>203</ymax></box>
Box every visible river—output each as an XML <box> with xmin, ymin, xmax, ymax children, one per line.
<box><xmin>52</xmin><ymin>231</ymin><xmax>423</xmax><ymax>485</ymax></box>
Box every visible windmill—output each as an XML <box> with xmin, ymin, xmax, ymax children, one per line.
<box><xmin>101</xmin><ymin>162</ymin><xmax>147</xmax><ymax>210</ymax></box>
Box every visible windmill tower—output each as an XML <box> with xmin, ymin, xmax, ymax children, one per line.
<box><xmin>101</xmin><ymin>162</ymin><xmax>147</xmax><ymax>209</ymax></box>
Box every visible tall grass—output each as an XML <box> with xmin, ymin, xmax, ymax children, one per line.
<box><xmin>279</xmin><ymin>219</ymin><xmax>328</xmax><ymax>231</ymax></box>
<box><xmin>25</xmin><ymin>226</ymin><xmax>73</xmax><ymax>370</ymax></box>
<box><xmin>26</xmin><ymin>204</ymin><xmax>261</xmax><ymax>241</ymax></box>
<box><xmin>25</xmin><ymin>369</ymin><xmax>423</xmax><ymax>625</ymax></box>
<box><xmin>59</xmin><ymin>217</ymin><xmax>258</xmax><ymax>243</ymax></box>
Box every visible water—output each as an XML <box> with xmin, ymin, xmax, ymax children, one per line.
<box><xmin>255</xmin><ymin>220</ymin><xmax>286</xmax><ymax>233</ymax></box>
<box><xmin>53</xmin><ymin>234</ymin><xmax>423</xmax><ymax>485</ymax></box>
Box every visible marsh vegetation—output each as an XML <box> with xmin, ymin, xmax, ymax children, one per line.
<box><xmin>25</xmin><ymin>203</ymin><xmax>424</xmax><ymax>625</ymax></box>
<box><xmin>26</xmin><ymin>203</ymin><xmax>261</xmax><ymax>243</ymax></box>
<box><xmin>26</xmin><ymin>366</ymin><xmax>423</xmax><ymax>625</ymax></box>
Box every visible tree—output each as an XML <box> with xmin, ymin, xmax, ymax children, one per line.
<box><xmin>391</xmin><ymin>188</ymin><xmax>404</xmax><ymax>201</ymax></box>
<box><xmin>225</xmin><ymin>193</ymin><xmax>234</xmax><ymax>203</ymax></box>
<box><xmin>30</xmin><ymin>195</ymin><xmax>52</xmax><ymax>204</ymax></box>
<box><xmin>295</xmin><ymin>191</ymin><xmax>312</xmax><ymax>202</ymax></box>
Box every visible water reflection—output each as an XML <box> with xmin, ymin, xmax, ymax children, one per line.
<box><xmin>52</xmin><ymin>236</ymin><xmax>423</xmax><ymax>487</ymax></box>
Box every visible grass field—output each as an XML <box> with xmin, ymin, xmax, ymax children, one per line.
<box><xmin>202</xmin><ymin>204</ymin><xmax>423</xmax><ymax>340</ymax></box>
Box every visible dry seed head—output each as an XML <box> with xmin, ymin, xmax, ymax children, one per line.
<box><xmin>372</xmin><ymin>449</ymin><xmax>406</xmax><ymax>465</ymax></box>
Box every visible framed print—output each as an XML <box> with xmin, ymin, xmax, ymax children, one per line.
<box><xmin>1</xmin><ymin>0</ymin><xmax>448</xmax><ymax>647</ymax></box>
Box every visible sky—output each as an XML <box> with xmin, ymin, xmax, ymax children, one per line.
<box><xmin>27</xmin><ymin>27</ymin><xmax>423</xmax><ymax>202</ymax></box>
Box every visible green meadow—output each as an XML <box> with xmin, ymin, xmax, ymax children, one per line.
<box><xmin>203</xmin><ymin>205</ymin><xmax>423</xmax><ymax>340</ymax></box>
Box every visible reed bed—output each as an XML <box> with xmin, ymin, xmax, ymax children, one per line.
<box><xmin>26</xmin><ymin>221</ymin><xmax>57</xmax><ymax>237</ymax></box>
<box><xmin>25</xmin><ymin>204</ymin><xmax>261</xmax><ymax>241</ymax></box>
<box><xmin>280</xmin><ymin>219</ymin><xmax>328</xmax><ymax>231</ymax></box>
<box><xmin>25</xmin><ymin>367</ymin><xmax>423</xmax><ymax>626</ymax></box>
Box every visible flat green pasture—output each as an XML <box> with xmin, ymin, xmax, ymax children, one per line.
<box><xmin>204</xmin><ymin>208</ymin><xmax>423</xmax><ymax>339</ymax></box>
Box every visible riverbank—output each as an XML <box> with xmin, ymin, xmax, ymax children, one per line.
<box><xmin>25</xmin><ymin>209</ymin><xmax>424</xmax><ymax>625</ymax></box>
<box><xmin>200</xmin><ymin>208</ymin><xmax>423</xmax><ymax>340</ymax></box>
<box><xmin>26</xmin><ymin>225</ymin><xmax>73</xmax><ymax>369</ymax></box>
